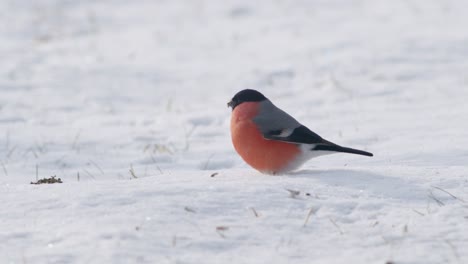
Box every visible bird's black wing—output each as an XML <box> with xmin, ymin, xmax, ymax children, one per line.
<box><xmin>263</xmin><ymin>125</ymin><xmax>325</xmax><ymax>144</ymax></box>
<box><xmin>264</xmin><ymin>126</ymin><xmax>373</xmax><ymax>156</ymax></box>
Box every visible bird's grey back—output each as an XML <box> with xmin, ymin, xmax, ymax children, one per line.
<box><xmin>252</xmin><ymin>100</ymin><xmax>301</xmax><ymax>134</ymax></box>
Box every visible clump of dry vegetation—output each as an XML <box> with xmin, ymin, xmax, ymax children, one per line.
<box><xmin>30</xmin><ymin>176</ymin><xmax>63</xmax><ymax>185</ymax></box>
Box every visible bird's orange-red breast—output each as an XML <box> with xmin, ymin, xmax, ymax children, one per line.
<box><xmin>230</xmin><ymin>101</ymin><xmax>300</xmax><ymax>174</ymax></box>
<box><xmin>228</xmin><ymin>89</ymin><xmax>373</xmax><ymax>175</ymax></box>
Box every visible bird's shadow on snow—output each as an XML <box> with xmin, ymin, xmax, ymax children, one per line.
<box><xmin>288</xmin><ymin>169</ymin><xmax>427</xmax><ymax>201</ymax></box>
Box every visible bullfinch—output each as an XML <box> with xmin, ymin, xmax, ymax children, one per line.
<box><xmin>228</xmin><ymin>89</ymin><xmax>373</xmax><ymax>175</ymax></box>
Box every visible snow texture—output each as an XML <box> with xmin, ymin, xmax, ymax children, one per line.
<box><xmin>1</xmin><ymin>0</ymin><xmax>468</xmax><ymax>263</ymax></box>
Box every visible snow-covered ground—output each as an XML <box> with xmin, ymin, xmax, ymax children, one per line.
<box><xmin>1</xmin><ymin>0</ymin><xmax>468</xmax><ymax>263</ymax></box>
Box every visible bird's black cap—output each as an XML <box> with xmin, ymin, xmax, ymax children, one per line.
<box><xmin>227</xmin><ymin>89</ymin><xmax>267</xmax><ymax>110</ymax></box>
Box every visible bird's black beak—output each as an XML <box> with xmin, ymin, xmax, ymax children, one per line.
<box><xmin>227</xmin><ymin>100</ymin><xmax>234</xmax><ymax>108</ymax></box>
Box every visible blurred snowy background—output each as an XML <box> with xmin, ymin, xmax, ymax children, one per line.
<box><xmin>1</xmin><ymin>0</ymin><xmax>468</xmax><ymax>263</ymax></box>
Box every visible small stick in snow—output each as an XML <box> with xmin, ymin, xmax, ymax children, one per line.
<box><xmin>303</xmin><ymin>208</ymin><xmax>316</xmax><ymax>227</ymax></box>
<box><xmin>184</xmin><ymin>206</ymin><xmax>196</xmax><ymax>213</ymax></box>
<box><xmin>426</xmin><ymin>200</ymin><xmax>433</xmax><ymax>215</ymax></box>
<box><xmin>6</xmin><ymin>145</ymin><xmax>16</xmax><ymax>159</ymax></box>
<box><xmin>156</xmin><ymin>165</ymin><xmax>163</xmax><ymax>174</ymax></box>
<box><xmin>172</xmin><ymin>236</ymin><xmax>177</xmax><ymax>247</ymax></box>
<box><xmin>210</xmin><ymin>172</ymin><xmax>218</xmax><ymax>177</ymax></box>
<box><xmin>83</xmin><ymin>169</ymin><xmax>96</xmax><ymax>180</ymax></box>
<box><xmin>5</xmin><ymin>131</ymin><xmax>9</xmax><ymax>150</ymax></box>
<box><xmin>1</xmin><ymin>161</ymin><xmax>8</xmax><ymax>176</ymax></box>
<box><xmin>153</xmin><ymin>144</ymin><xmax>173</xmax><ymax>155</ymax></box>
<box><xmin>250</xmin><ymin>207</ymin><xmax>259</xmax><ymax>218</ymax></box>
<box><xmin>36</xmin><ymin>164</ymin><xmax>38</xmax><ymax>181</ymax></box>
<box><xmin>432</xmin><ymin>186</ymin><xmax>466</xmax><ymax>203</ymax></box>
<box><xmin>403</xmin><ymin>224</ymin><xmax>408</xmax><ymax>234</ymax></box>
<box><xmin>183</xmin><ymin>125</ymin><xmax>197</xmax><ymax>151</ymax></box>
<box><xmin>71</xmin><ymin>130</ymin><xmax>81</xmax><ymax>152</ymax></box>
<box><xmin>216</xmin><ymin>226</ymin><xmax>229</xmax><ymax>238</ymax></box>
<box><xmin>285</xmin><ymin>188</ymin><xmax>300</xmax><ymax>199</ymax></box>
<box><xmin>428</xmin><ymin>190</ymin><xmax>445</xmax><ymax>206</ymax></box>
<box><xmin>89</xmin><ymin>160</ymin><xmax>104</xmax><ymax>175</ymax></box>
<box><xmin>129</xmin><ymin>164</ymin><xmax>137</xmax><ymax>179</ymax></box>
<box><xmin>35</xmin><ymin>141</ymin><xmax>45</xmax><ymax>154</ymax></box>
<box><xmin>445</xmin><ymin>240</ymin><xmax>460</xmax><ymax>261</ymax></box>
<box><xmin>77</xmin><ymin>172</ymin><xmax>80</xmax><ymax>182</ymax></box>
<box><xmin>412</xmin><ymin>209</ymin><xmax>425</xmax><ymax>216</ymax></box>
<box><xmin>203</xmin><ymin>154</ymin><xmax>214</xmax><ymax>170</ymax></box>
<box><xmin>306</xmin><ymin>192</ymin><xmax>320</xmax><ymax>199</ymax></box>
<box><xmin>150</xmin><ymin>155</ymin><xmax>164</xmax><ymax>174</ymax></box>
<box><xmin>328</xmin><ymin>217</ymin><xmax>344</xmax><ymax>235</ymax></box>
<box><xmin>143</xmin><ymin>144</ymin><xmax>151</xmax><ymax>153</ymax></box>
<box><xmin>381</xmin><ymin>235</ymin><xmax>390</xmax><ymax>245</ymax></box>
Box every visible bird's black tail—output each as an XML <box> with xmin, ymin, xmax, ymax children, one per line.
<box><xmin>313</xmin><ymin>144</ymin><xmax>373</xmax><ymax>157</ymax></box>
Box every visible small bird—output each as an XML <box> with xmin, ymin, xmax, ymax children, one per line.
<box><xmin>228</xmin><ymin>89</ymin><xmax>373</xmax><ymax>175</ymax></box>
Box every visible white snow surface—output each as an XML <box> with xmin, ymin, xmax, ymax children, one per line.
<box><xmin>1</xmin><ymin>0</ymin><xmax>468</xmax><ymax>263</ymax></box>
